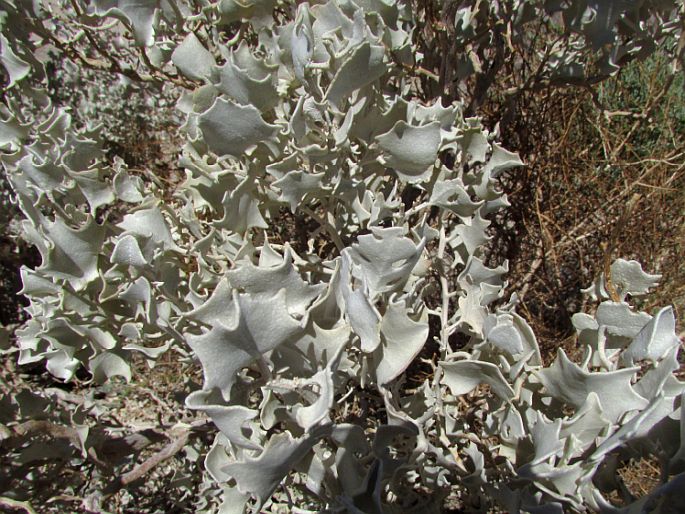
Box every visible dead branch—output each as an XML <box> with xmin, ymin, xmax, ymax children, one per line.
<box><xmin>0</xmin><ymin>496</ymin><xmax>38</xmax><ymax>514</ymax></box>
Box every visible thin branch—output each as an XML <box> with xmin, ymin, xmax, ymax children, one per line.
<box><xmin>0</xmin><ymin>497</ymin><xmax>38</xmax><ymax>514</ymax></box>
<box><xmin>301</xmin><ymin>206</ymin><xmax>345</xmax><ymax>252</ymax></box>
<box><xmin>118</xmin><ymin>431</ymin><xmax>189</xmax><ymax>487</ymax></box>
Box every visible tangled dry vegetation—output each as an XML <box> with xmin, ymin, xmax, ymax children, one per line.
<box><xmin>1</xmin><ymin>1</ymin><xmax>684</xmax><ymax>512</ymax></box>
<box><xmin>487</xmin><ymin>52</ymin><xmax>685</xmax><ymax>361</ymax></box>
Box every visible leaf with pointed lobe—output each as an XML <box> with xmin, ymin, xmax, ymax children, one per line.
<box><xmin>213</xmin><ymin>174</ymin><xmax>268</xmax><ymax>234</ymax></box>
<box><xmin>172</xmin><ymin>33</ymin><xmax>216</xmax><ymax>81</ymax></box>
<box><xmin>185</xmin><ymin>390</ymin><xmax>260</xmax><ymax>450</ymax></box>
<box><xmin>227</xmin><ymin>247</ymin><xmax>325</xmax><ymax>319</ymax></box>
<box><xmin>325</xmin><ymin>42</ymin><xmax>387</xmax><ymax>107</ymax></box>
<box><xmin>40</xmin><ymin>216</ymin><xmax>106</xmax><ymax>291</ymax></box>
<box><xmin>90</xmin><ymin>0</ymin><xmax>160</xmax><ymax>46</ymax></box>
<box><xmin>536</xmin><ymin>349</ymin><xmax>648</xmax><ymax>423</ymax></box>
<box><xmin>272</xmin><ymin>170</ymin><xmax>325</xmax><ymax>212</ymax></box>
<box><xmin>214</xmin><ymin>59</ymin><xmax>278</xmax><ymax>111</ymax></box>
<box><xmin>118</xmin><ymin>206</ymin><xmax>181</xmax><ymax>253</ymax></box>
<box><xmin>440</xmin><ymin>359</ymin><xmax>515</xmax><ymax>400</ymax></box>
<box><xmin>376</xmin><ymin>120</ymin><xmax>441</xmax><ymax>182</ymax></box>
<box><xmin>111</xmin><ymin>234</ymin><xmax>148</xmax><ymax>268</ymax></box>
<box><xmin>346</xmin><ymin>227</ymin><xmax>425</xmax><ymax>297</ymax></box>
<box><xmin>188</xmin><ymin>290</ymin><xmax>302</xmax><ymax>398</ymax></box>
<box><xmin>198</xmin><ymin>97</ymin><xmax>279</xmax><ymax>158</ymax></box>
<box><xmin>224</xmin><ymin>430</ymin><xmax>322</xmax><ymax>509</ymax></box>
<box><xmin>373</xmin><ymin>296</ymin><xmax>428</xmax><ymax>385</ymax></box>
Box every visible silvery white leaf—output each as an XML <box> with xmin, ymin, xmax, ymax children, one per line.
<box><xmin>589</xmin><ymin>393</ymin><xmax>667</xmax><ymax>462</ymax></box>
<box><xmin>0</xmin><ymin>34</ymin><xmax>32</xmax><ymax>87</ymax></box>
<box><xmin>455</xmin><ymin>257</ymin><xmax>508</xmax><ymax>333</ymax></box>
<box><xmin>536</xmin><ymin>349</ymin><xmax>648</xmax><ymax>423</ymax></box>
<box><xmin>272</xmin><ymin>322</ymin><xmax>352</xmax><ymax>379</ymax></box>
<box><xmin>484</xmin><ymin>312</ymin><xmax>542</xmax><ymax>366</ymax></box>
<box><xmin>214</xmin><ymin>174</ymin><xmax>268</xmax><ymax>234</ymax></box>
<box><xmin>440</xmin><ymin>359</ymin><xmax>515</xmax><ymax>400</ymax></box>
<box><xmin>90</xmin><ymin>0</ymin><xmax>159</xmax><ymax>46</ymax></box>
<box><xmin>218</xmin><ymin>486</ymin><xmax>250</xmax><ymax>514</ymax></box>
<box><xmin>118</xmin><ymin>276</ymin><xmax>155</xmax><ymax>322</ymax></box>
<box><xmin>205</xmin><ymin>435</ymin><xmax>233</xmax><ymax>483</ymax></box>
<box><xmin>198</xmin><ymin>97</ymin><xmax>278</xmax><ymax>157</ymax></box>
<box><xmin>449</xmin><ymin>210</ymin><xmax>490</xmax><ymax>256</ymax></box>
<box><xmin>90</xmin><ymin>352</ymin><xmax>131</xmax><ymax>383</ymax></box>
<box><xmin>311</xmin><ymin>0</ymin><xmax>355</xmax><ymax>39</ymax></box>
<box><xmin>347</xmin><ymin>287</ymin><xmax>381</xmax><ymax>353</ymax></box>
<box><xmin>325</xmin><ymin>42</ymin><xmax>387</xmax><ymax>107</ymax></box>
<box><xmin>428</xmin><ymin>178</ymin><xmax>482</xmax><ymax>217</ymax></box>
<box><xmin>517</xmin><ymin>460</ymin><xmax>589</xmax><ymax>499</ymax></box>
<box><xmin>185</xmin><ymin>278</ymin><xmax>237</xmax><ymax>327</ymax></box>
<box><xmin>218</xmin><ymin>0</ymin><xmax>277</xmax><ymax>26</ymax></box>
<box><xmin>528</xmin><ymin>411</ymin><xmax>564</xmax><ymax>464</ymax></box>
<box><xmin>214</xmin><ymin>59</ymin><xmax>278</xmax><ymax>111</ymax></box>
<box><xmin>0</xmin><ymin>109</ymin><xmax>28</xmax><ymax>149</ymax></box>
<box><xmin>373</xmin><ymin>295</ymin><xmax>428</xmax><ymax>384</ymax></box>
<box><xmin>186</xmin><ymin>390</ymin><xmax>260</xmax><ymax>450</ymax></box>
<box><xmin>118</xmin><ymin>206</ymin><xmax>181</xmax><ymax>252</ymax></box>
<box><xmin>559</xmin><ymin>393</ymin><xmax>610</xmax><ymax>450</ymax></box>
<box><xmin>43</xmin><ymin>349</ymin><xmax>81</xmax><ymax>381</ymax></box>
<box><xmin>457</xmin><ymin>122</ymin><xmax>489</xmax><ymax>163</ymax></box>
<box><xmin>40</xmin><ymin>216</ymin><xmax>106</xmax><ymax>290</ymax></box>
<box><xmin>609</xmin><ymin>259</ymin><xmax>661</xmax><ymax>299</ymax></box>
<box><xmin>188</xmin><ymin>290</ymin><xmax>301</xmax><ymax>398</ymax></box>
<box><xmin>495</xmin><ymin>403</ymin><xmax>526</xmax><ymax>446</ymax></box>
<box><xmin>470</xmin><ymin>144</ymin><xmax>522</xmax><ymax>201</ymax></box>
<box><xmin>113</xmin><ymin>168</ymin><xmax>145</xmax><ymax>203</ymax></box>
<box><xmin>17</xmin><ymin>154</ymin><xmax>65</xmax><ymax>192</ymax></box>
<box><xmin>635</xmin><ymin>347</ymin><xmax>682</xmax><ymax>400</ymax></box>
<box><xmin>483</xmin><ymin>143</ymin><xmax>524</xmax><ymax>177</ymax></box>
<box><xmin>354</xmin><ymin>0</ymin><xmax>398</xmax><ymax>28</ymax></box>
<box><xmin>348</xmin><ymin>96</ymin><xmax>409</xmax><ymax>143</ymax></box>
<box><xmin>228</xmin><ymin>247</ymin><xmax>325</xmax><ymax>319</ymax></box>
<box><xmin>291</xmin><ymin>4</ymin><xmax>314</xmax><ymax>82</ymax></box>
<box><xmin>272</xmin><ymin>170</ymin><xmax>325</xmax><ymax>212</ymax></box>
<box><xmin>295</xmin><ymin>367</ymin><xmax>335</xmax><ymax>431</ymax></box>
<box><xmin>347</xmin><ymin>227</ymin><xmax>426</xmax><ymax>297</ymax></box>
<box><xmin>68</xmin><ymin>169</ymin><xmax>115</xmax><ymax>212</ymax></box>
<box><xmin>20</xmin><ymin>267</ymin><xmax>62</xmax><ymax>297</ymax></box>
<box><xmin>622</xmin><ymin>307</ymin><xmax>680</xmax><ymax>365</ymax></box>
<box><xmin>111</xmin><ymin>234</ymin><xmax>148</xmax><ymax>267</ymax></box>
<box><xmin>594</xmin><ymin>301</ymin><xmax>651</xmax><ymax>341</ymax></box>
<box><xmin>224</xmin><ymin>431</ymin><xmax>321</xmax><ymax>509</ymax></box>
<box><xmin>172</xmin><ymin>33</ymin><xmax>216</xmax><ymax>81</ymax></box>
<box><xmin>376</xmin><ymin>120</ymin><xmax>441</xmax><ymax>182</ymax></box>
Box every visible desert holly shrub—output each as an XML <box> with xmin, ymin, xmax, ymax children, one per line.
<box><xmin>1</xmin><ymin>0</ymin><xmax>684</xmax><ymax>512</ymax></box>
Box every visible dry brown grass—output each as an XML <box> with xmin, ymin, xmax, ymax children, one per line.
<box><xmin>480</xmin><ymin>57</ymin><xmax>685</xmax><ymax>355</ymax></box>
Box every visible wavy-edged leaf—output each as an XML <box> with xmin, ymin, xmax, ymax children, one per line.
<box><xmin>376</xmin><ymin>120</ymin><xmax>440</xmax><ymax>182</ymax></box>
<box><xmin>440</xmin><ymin>359</ymin><xmax>515</xmax><ymax>400</ymax></box>
<box><xmin>623</xmin><ymin>307</ymin><xmax>681</xmax><ymax>365</ymax></box>
<box><xmin>347</xmin><ymin>227</ymin><xmax>425</xmax><ymax>297</ymax></box>
<box><xmin>536</xmin><ymin>349</ymin><xmax>648</xmax><ymax>423</ymax></box>
<box><xmin>373</xmin><ymin>296</ymin><xmax>428</xmax><ymax>384</ymax></box>
<box><xmin>198</xmin><ymin>97</ymin><xmax>278</xmax><ymax>158</ymax></box>
<box><xmin>228</xmin><ymin>247</ymin><xmax>324</xmax><ymax>319</ymax></box>
<box><xmin>188</xmin><ymin>290</ymin><xmax>301</xmax><ymax>398</ymax></box>
<box><xmin>325</xmin><ymin>42</ymin><xmax>387</xmax><ymax>107</ymax></box>
<box><xmin>224</xmin><ymin>431</ymin><xmax>321</xmax><ymax>509</ymax></box>
<box><xmin>40</xmin><ymin>216</ymin><xmax>106</xmax><ymax>290</ymax></box>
